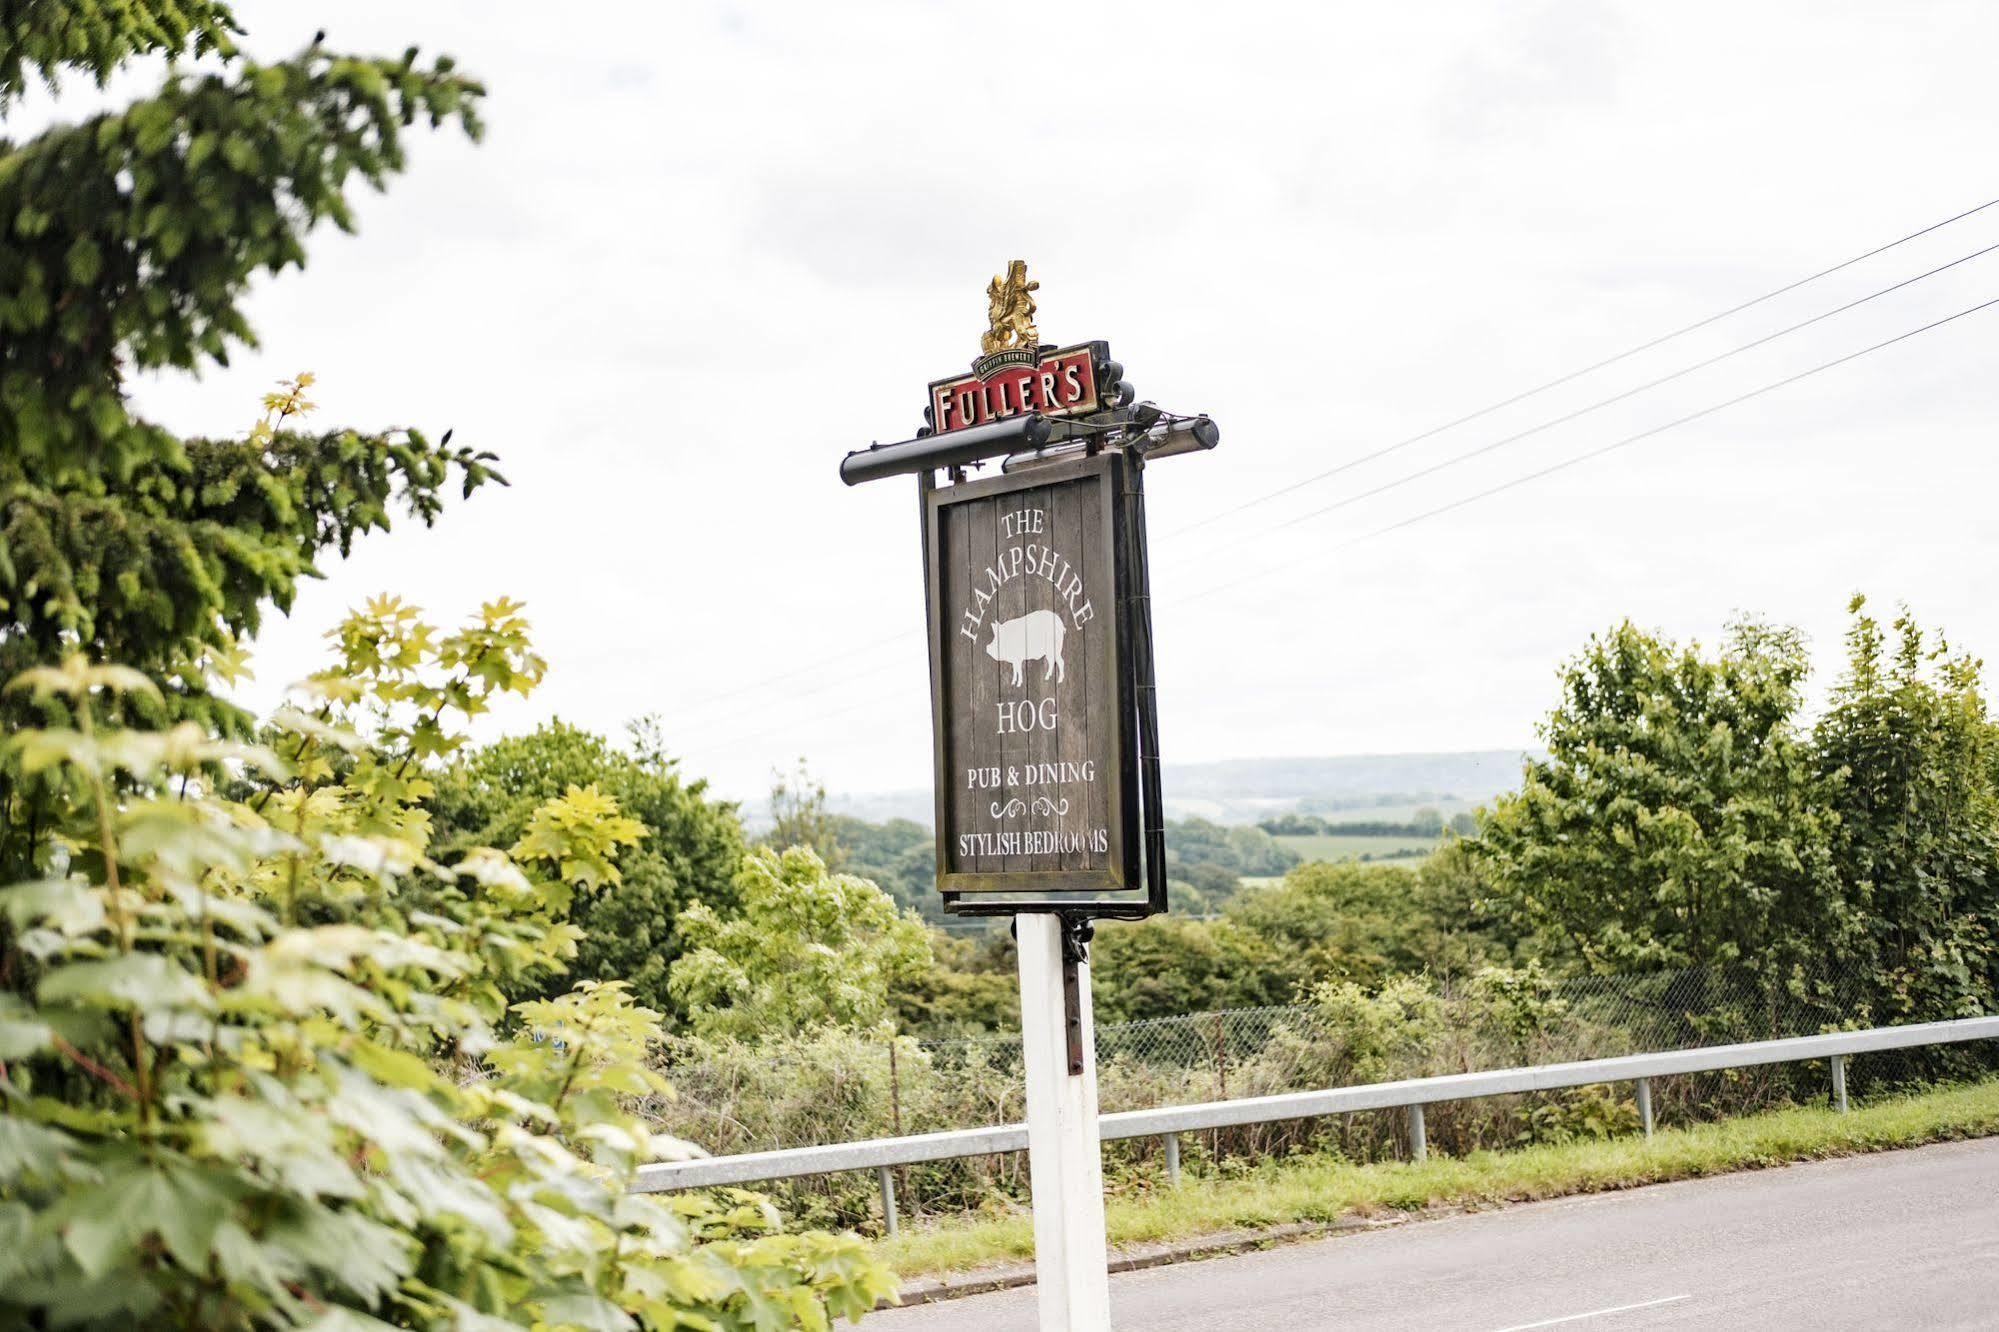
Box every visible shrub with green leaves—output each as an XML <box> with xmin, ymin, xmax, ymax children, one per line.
<box><xmin>0</xmin><ymin>618</ymin><xmax>894</xmax><ymax>1329</ymax></box>
<box><xmin>669</xmin><ymin>848</ymin><xmax>933</xmax><ymax>1042</ymax></box>
<box><xmin>428</xmin><ymin>720</ymin><xmax>747</xmax><ymax>1022</ymax></box>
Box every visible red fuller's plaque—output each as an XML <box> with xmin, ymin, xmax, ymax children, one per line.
<box><xmin>928</xmin><ymin>343</ymin><xmax>1107</xmax><ymax>435</ymax></box>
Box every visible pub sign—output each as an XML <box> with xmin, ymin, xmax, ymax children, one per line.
<box><xmin>925</xmin><ymin>452</ymin><xmax>1146</xmax><ymax>905</ymax></box>
<box><xmin>829</xmin><ymin>259</ymin><xmax>1205</xmax><ymax>918</ymax></box>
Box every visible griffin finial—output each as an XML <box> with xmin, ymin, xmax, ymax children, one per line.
<box><xmin>981</xmin><ymin>260</ymin><xmax>1040</xmax><ymax>355</ymax></box>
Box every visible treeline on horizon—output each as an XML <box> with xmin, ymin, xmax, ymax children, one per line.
<box><xmin>1257</xmin><ymin>809</ymin><xmax>1479</xmax><ymax>839</ymax></box>
<box><xmin>381</xmin><ymin>594</ymin><xmax>1999</xmax><ymax>1042</ymax></box>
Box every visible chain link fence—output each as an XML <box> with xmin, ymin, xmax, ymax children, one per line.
<box><xmin>643</xmin><ymin>964</ymin><xmax>1997</xmax><ymax>1231</ymax></box>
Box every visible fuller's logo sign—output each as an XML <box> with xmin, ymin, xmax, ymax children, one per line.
<box><xmin>926</xmin><ymin>258</ymin><xmax>1112</xmax><ymax>435</ymax></box>
<box><xmin>834</xmin><ymin>256</ymin><xmax>1196</xmax><ymax>918</ymax></box>
<box><xmin>928</xmin><ymin>343</ymin><xmax>1105</xmax><ymax>434</ymax></box>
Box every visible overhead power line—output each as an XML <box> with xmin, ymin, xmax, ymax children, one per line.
<box><xmin>677</xmin><ymin>681</ymin><xmax>921</xmax><ymax>764</ymax></box>
<box><xmin>655</xmin><ymin>630</ymin><xmax>913</xmax><ymax>724</ymax></box>
<box><xmin>1170</xmin><ymin>192</ymin><xmax>1999</xmax><ymax>537</ymax></box>
<box><xmin>1180</xmin><ymin>292</ymin><xmax>1999</xmax><ymax>606</ymax></box>
<box><xmin>1219</xmin><ymin>239</ymin><xmax>1999</xmax><ymax>541</ymax></box>
<box><xmin>657</xmin><ymin>194</ymin><xmax>1999</xmax><ymax>747</ymax></box>
<box><xmin>669</xmin><ymin>651</ymin><xmax>914</xmax><ymax>749</ymax></box>
<box><xmin>683</xmin><ymin>291</ymin><xmax>1998</xmax><ymax>765</ymax></box>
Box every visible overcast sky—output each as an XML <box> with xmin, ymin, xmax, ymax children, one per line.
<box><xmin>59</xmin><ymin>1</ymin><xmax>1999</xmax><ymax>802</ymax></box>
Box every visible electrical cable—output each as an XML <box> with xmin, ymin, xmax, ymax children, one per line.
<box><xmin>1168</xmin><ymin>193</ymin><xmax>1999</xmax><ymax>537</ymax></box>
<box><xmin>677</xmin><ymin>680</ymin><xmax>921</xmax><ymax>762</ymax></box>
<box><xmin>654</xmin><ymin>630</ymin><xmax>913</xmax><ymax>723</ymax></box>
<box><xmin>1223</xmin><ymin>239</ymin><xmax>1999</xmax><ymax>542</ymax></box>
<box><xmin>657</xmin><ymin>197</ymin><xmax>1999</xmax><ymax>753</ymax></box>
<box><xmin>683</xmin><ymin>285</ymin><xmax>1999</xmax><ymax>762</ymax></box>
<box><xmin>1178</xmin><ymin>293</ymin><xmax>1999</xmax><ymax>606</ymax></box>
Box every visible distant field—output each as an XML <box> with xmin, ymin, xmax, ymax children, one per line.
<box><xmin>1274</xmin><ymin>833</ymin><xmax>1437</xmax><ymax>863</ymax></box>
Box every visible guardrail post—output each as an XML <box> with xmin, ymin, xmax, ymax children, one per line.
<box><xmin>1408</xmin><ymin>1104</ymin><xmax>1427</xmax><ymax>1162</ymax></box>
<box><xmin>1162</xmin><ymin>1132</ymin><xmax>1180</xmax><ymax>1186</ymax></box>
<box><xmin>1635</xmin><ymin>1077</ymin><xmax>1654</xmax><ymax>1138</ymax></box>
<box><xmin>1831</xmin><ymin>1054</ymin><xmax>1848</xmax><ymax>1113</ymax></box>
<box><xmin>877</xmin><ymin>1166</ymin><xmax>898</xmax><ymax>1237</ymax></box>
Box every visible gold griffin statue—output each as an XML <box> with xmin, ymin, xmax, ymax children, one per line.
<box><xmin>981</xmin><ymin>259</ymin><xmax>1040</xmax><ymax>355</ymax></box>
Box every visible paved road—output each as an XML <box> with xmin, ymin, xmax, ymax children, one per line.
<box><xmin>865</xmin><ymin>1137</ymin><xmax>1999</xmax><ymax>1330</ymax></box>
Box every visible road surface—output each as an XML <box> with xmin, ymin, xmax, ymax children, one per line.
<box><xmin>866</xmin><ymin>1136</ymin><xmax>1999</xmax><ymax>1330</ymax></box>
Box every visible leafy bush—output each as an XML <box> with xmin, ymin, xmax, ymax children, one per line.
<box><xmin>892</xmin><ymin>929</ymin><xmax>1020</xmax><ymax>1037</ymax></box>
<box><xmin>1089</xmin><ymin>917</ymin><xmax>1305</xmax><ymax>1024</ymax></box>
<box><xmin>1471</xmin><ymin>601</ymin><xmax>1999</xmax><ymax>1030</ymax></box>
<box><xmin>0</xmin><ymin>624</ymin><xmax>893</xmax><ymax>1329</ymax></box>
<box><xmin>1511</xmin><ymin>1085</ymin><xmax>1640</xmax><ymax>1146</ymax></box>
<box><xmin>430</xmin><ymin>719</ymin><xmax>746</xmax><ymax>1021</ymax></box>
<box><xmin>648</xmin><ymin>1029</ymin><xmax>1028</xmax><ymax>1231</ymax></box>
<box><xmin>670</xmin><ymin>848</ymin><xmax>932</xmax><ymax>1041</ymax></box>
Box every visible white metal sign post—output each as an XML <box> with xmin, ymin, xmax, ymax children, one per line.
<box><xmin>838</xmin><ymin>261</ymin><xmax>1216</xmax><ymax>1331</ymax></box>
<box><xmin>1017</xmin><ymin>913</ymin><xmax>1111</xmax><ymax>1329</ymax></box>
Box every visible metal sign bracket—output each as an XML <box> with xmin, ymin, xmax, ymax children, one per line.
<box><xmin>1060</xmin><ymin>915</ymin><xmax>1095</xmax><ymax>1075</ymax></box>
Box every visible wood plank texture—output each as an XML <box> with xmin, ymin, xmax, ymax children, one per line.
<box><xmin>929</xmin><ymin>456</ymin><xmax>1127</xmax><ymax>894</ymax></box>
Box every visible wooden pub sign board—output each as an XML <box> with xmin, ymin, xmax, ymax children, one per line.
<box><xmin>840</xmin><ymin>259</ymin><xmax>1210</xmax><ymax>920</ymax></box>
<box><xmin>925</xmin><ymin>452</ymin><xmax>1150</xmax><ymax>913</ymax></box>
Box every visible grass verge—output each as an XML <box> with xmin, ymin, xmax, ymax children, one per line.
<box><xmin>877</xmin><ymin>1077</ymin><xmax>1999</xmax><ymax>1279</ymax></box>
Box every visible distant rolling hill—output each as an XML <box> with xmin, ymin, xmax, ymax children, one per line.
<box><xmin>824</xmin><ymin>750</ymin><xmax>1531</xmax><ymax>829</ymax></box>
<box><xmin>1154</xmin><ymin>750</ymin><xmax>1528</xmax><ymax>825</ymax></box>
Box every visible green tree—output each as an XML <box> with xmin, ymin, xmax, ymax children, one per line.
<box><xmin>1472</xmin><ymin>618</ymin><xmax>1842</xmax><ymax>975</ymax></box>
<box><xmin>429</xmin><ymin>719</ymin><xmax>746</xmax><ymax>1019</ymax></box>
<box><xmin>0</xmin><ymin>634</ymin><xmax>892</xmax><ymax>1327</ymax></box>
<box><xmin>1165</xmin><ymin>816</ymin><xmax>1298</xmax><ymax>878</ymax></box>
<box><xmin>1814</xmin><ymin>597</ymin><xmax>1999</xmax><ymax>1021</ymax></box>
<box><xmin>1258</xmin><ymin>812</ymin><xmax>1327</xmax><ymax>837</ymax></box>
<box><xmin>1088</xmin><ymin>916</ymin><xmax>1305</xmax><ymax>1024</ymax></box>
<box><xmin>1</xmin><ymin>9</ymin><xmax>502</xmax><ymax>875</ymax></box>
<box><xmin>670</xmin><ymin>847</ymin><xmax>934</xmax><ymax>1040</ymax></box>
<box><xmin>1414</xmin><ymin>836</ymin><xmax>1530</xmax><ymax>972</ymax></box>
<box><xmin>765</xmin><ymin>759</ymin><xmax>844</xmax><ymax>869</ymax></box>
<box><xmin>1168</xmin><ymin>860</ymin><xmax>1241</xmax><ymax>914</ymax></box>
<box><xmin>893</xmin><ymin>928</ymin><xmax>1021</xmax><ymax>1035</ymax></box>
<box><xmin>830</xmin><ymin>814</ymin><xmax>941</xmax><ymax>921</ymax></box>
<box><xmin>1223</xmin><ymin>854</ymin><xmax>1511</xmax><ymax>990</ymax></box>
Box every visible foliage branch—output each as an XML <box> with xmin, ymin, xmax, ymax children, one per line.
<box><xmin>0</xmin><ymin>611</ymin><xmax>893</xmax><ymax>1329</ymax></box>
<box><xmin>1</xmin><ymin>7</ymin><xmax>502</xmax><ymax>874</ymax></box>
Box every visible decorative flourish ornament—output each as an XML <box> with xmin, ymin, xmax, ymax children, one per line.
<box><xmin>981</xmin><ymin>259</ymin><xmax>1040</xmax><ymax>355</ymax></box>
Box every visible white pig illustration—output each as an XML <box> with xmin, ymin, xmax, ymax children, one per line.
<box><xmin>985</xmin><ymin>609</ymin><xmax>1067</xmax><ymax>686</ymax></box>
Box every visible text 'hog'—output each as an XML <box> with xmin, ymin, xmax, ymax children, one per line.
<box><xmin>985</xmin><ymin>609</ymin><xmax>1067</xmax><ymax>686</ymax></box>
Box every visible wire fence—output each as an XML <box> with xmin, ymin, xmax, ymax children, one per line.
<box><xmin>642</xmin><ymin>964</ymin><xmax>1998</xmax><ymax>1231</ymax></box>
